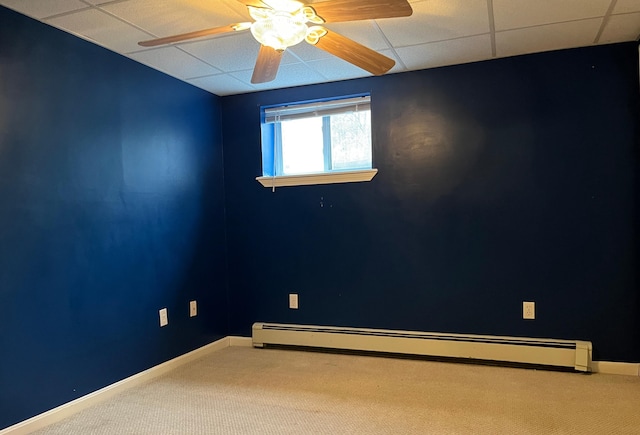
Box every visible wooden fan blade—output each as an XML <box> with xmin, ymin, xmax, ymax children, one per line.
<box><xmin>236</xmin><ymin>0</ymin><xmax>271</xmax><ymax>8</ymax></box>
<box><xmin>138</xmin><ymin>23</ymin><xmax>250</xmax><ymax>47</ymax></box>
<box><xmin>251</xmin><ymin>45</ymin><xmax>284</xmax><ymax>83</ymax></box>
<box><xmin>307</xmin><ymin>0</ymin><xmax>412</xmax><ymax>23</ymax></box>
<box><xmin>312</xmin><ymin>29</ymin><xmax>394</xmax><ymax>75</ymax></box>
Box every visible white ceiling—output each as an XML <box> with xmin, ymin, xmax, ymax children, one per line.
<box><xmin>1</xmin><ymin>0</ymin><xmax>639</xmax><ymax>96</ymax></box>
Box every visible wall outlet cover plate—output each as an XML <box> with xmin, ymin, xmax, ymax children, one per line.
<box><xmin>289</xmin><ymin>294</ymin><xmax>299</xmax><ymax>309</ymax></box>
<box><xmin>523</xmin><ymin>301</ymin><xmax>535</xmax><ymax>320</ymax></box>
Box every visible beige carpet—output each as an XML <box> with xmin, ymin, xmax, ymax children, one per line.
<box><xmin>34</xmin><ymin>346</ymin><xmax>640</xmax><ymax>434</ymax></box>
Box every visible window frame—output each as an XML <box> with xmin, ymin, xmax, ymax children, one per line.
<box><xmin>256</xmin><ymin>93</ymin><xmax>378</xmax><ymax>188</ymax></box>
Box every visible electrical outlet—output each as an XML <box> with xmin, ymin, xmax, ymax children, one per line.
<box><xmin>523</xmin><ymin>301</ymin><xmax>535</xmax><ymax>320</ymax></box>
<box><xmin>289</xmin><ymin>293</ymin><xmax>299</xmax><ymax>309</ymax></box>
<box><xmin>189</xmin><ymin>300</ymin><xmax>197</xmax><ymax>317</ymax></box>
<box><xmin>159</xmin><ymin>308</ymin><xmax>168</xmax><ymax>327</ymax></box>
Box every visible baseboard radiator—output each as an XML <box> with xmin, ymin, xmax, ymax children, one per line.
<box><xmin>252</xmin><ymin>323</ymin><xmax>592</xmax><ymax>372</ymax></box>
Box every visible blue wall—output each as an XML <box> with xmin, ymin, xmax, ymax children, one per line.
<box><xmin>0</xmin><ymin>7</ymin><xmax>228</xmax><ymax>429</ymax></box>
<box><xmin>1</xmin><ymin>3</ymin><xmax>638</xmax><ymax>429</ymax></box>
<box><xmin>222</xmin><ymin>42</ymin><xmax>640</xmax><ymax>363</ymax></box>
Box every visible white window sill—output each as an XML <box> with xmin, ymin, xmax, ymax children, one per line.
<box><xmin>256</xmin><ymin>169</ymin><xmax>378</xmax><ymax>188</ymax></box>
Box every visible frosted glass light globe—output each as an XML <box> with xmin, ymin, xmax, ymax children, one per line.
<box><xmin>251</xmin><ymin>11</ymin><xmax>307</xmax><ymax>51</ymax></box>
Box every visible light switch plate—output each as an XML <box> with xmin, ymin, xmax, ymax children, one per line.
<box><xmin>189</xmin><ymin>300</ymin><xmax>197</xmax><ymax>317</ymax></box>
<box><xmin>159</xmin><ymin>308</ymin><xmax>168</xmax><ymax>327</ymax></box>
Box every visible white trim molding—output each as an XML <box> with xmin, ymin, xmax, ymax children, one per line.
<box><xmin>0</xmin><ymin>337</ymin><xmax>230</xmax><ymax>435</ymax></box>
<box><xmin>591</xmin><ymin>361</ymin><xmax>640</xmax><ymax>376</ymax></box>
<box><xmin>256</xmin><ymin>169</ymin><xmax>377</xmax><ymax>188</ymax></box>
<box><xmin>229</xmin><ymin>336</ymin><xmax>253</xmax><ymax>347</ymax></box>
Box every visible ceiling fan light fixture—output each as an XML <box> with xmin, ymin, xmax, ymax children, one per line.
<box><xmin>138</xmin><ymin>0</ymin><xmax>413</xmax><ymax>83</ymax></box>
<box><xmin>305</xmin><ymin>26</ymin><xmax>328</xmax><ymax>45</ymax></box>
<box><xmin>231</xmin><ymin>22</ymin><xmax>252</xmax><ymax>32</ymax></box>
<box><xmin>250</xmin><ymin>10</ymin><xmax>308</xmax><ymax>51</ymax></box>
<box><xmin>263</xmin><ymin>0</ymin><xmax>304</xmax><ymax>13</ymax></box>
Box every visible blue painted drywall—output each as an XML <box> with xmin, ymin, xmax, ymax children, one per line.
<box><xmin>0</xmin><ymin>7</ymin><xmax>227</xmax><ymax>429</ymax></box>
<box><xmin>1</xmin><ymin>3</ymin><xmax>638</xmax><ymax>429</ymax></box>
<box><xmin>222</xmin><ymin>42</ymin><xmax>640</xmax><ymax>363</ymax></box>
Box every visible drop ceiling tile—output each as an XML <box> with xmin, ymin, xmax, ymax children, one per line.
<box><xmin>599</xmin><ymin>12</ymin><xmax>640</xmax><ymax>43</ymax></box>
<box><xmin>307</xmin><ymin>56</ymin><xmax>371</xmax><ymax>81</ymax></box>
<box><xmin>128</xmin><ymin>47</ymin><xmax>221</xmax><ymax>79</ymax></box>
<box><xmin>101</xmin><ymin>0</ymin><xmax>249</xmax><ymax>37</ymax></box>
<box><xmin>325</xmin><ymin>21</ymin><xmax>390</xmax><ymax>51</ymax></box>
<box><xmin>180</xmin><ymin>32</ymin><xmax>261</xmax><ymax>72</ymax></box>
<box><xmin>46</xmin><ymin>8</ymin><xmax>154</xmax><ymax>53</ymax></box>
<box><xmin>495</xmin><ymin>18</ymin><xmax>602</xmax><ymax>58</ymax></box>
<box><xmin>381</xmin><ymin>49</ymin><xmax>408</xmax><ymax>73</ymax></box>
<box><xmin>2</xmin><ymin>0</ymin><xmax>634</xmax><ymax>97</ymax></box>
<box><xmin>287</xmin><ymin>41</ymin><xmax>333</xmax><ymax>62</ymax></box>
<box><xmin>613</xmin><ymin>0</ymin><xmax>640</xmax><ymax>14</ymax></box>
<box><xmin>231</xmin><ymin>63</ymin><xmax>326</xmax><ymax>91</ymax></box>
<box><xmin>493</xmin><ymin>0</ymin><xmax>611</xmax><ymax>31</ymax></box>
<box><xmin>307</xmin><ymin>48</ymin><xmax>403</xmax><ymax>80</ymax></box>
<box><xmin>187</xmin><ymin>73</ymin><xmax>254</xmax><ymax>96</ymax></box>
<box><xmin>181</xmin><ymin>32</ymin><xmax>301</xmax><ymax>73</ymax></box>
<box><xmin>0</xmin><ymin>0</ymin><xmax>87</xmax><ymax>19</ymax></box>
<box><xmin>378</xmin><ymin>0</ymin><xmax>490</xmax><ymax>47</ymax></box>
<box><xmin>395</xmin><ymin>34</ymin><xmax>492</xmax><ymax>70</ymax></box>
<box><xmin>279</xmin><ymin>50</ymin><xmax>301</xmax><ymax>65</ymax></box>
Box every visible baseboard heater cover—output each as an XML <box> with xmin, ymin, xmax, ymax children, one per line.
<box><xmin>252</xmin><ymin>323</ymin><xmax>592</xmax><ymax>372</ymax></box>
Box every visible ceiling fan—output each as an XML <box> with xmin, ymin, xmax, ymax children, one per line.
<box><xmin>138</xmin><ymin>0</ymin><xmax>413</xmax><ymax>84</ymax></box>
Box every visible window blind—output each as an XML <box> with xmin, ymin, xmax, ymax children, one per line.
<box><xmin>264</xmin><ymin>96</ymin><xmax>370</xmax><ymax>124</ymax></box>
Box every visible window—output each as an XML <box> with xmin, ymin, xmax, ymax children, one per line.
<box><xmin>256</xmin><ymin>94</ymin><xmax>378</xmax><ymax>188</ymax></box>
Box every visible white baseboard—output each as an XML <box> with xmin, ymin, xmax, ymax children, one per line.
<box><xmin>3</xmin><ymin>335</ymin><xmax>637</xmax><ymax>434</ymax></box>
<box><xmin>229</xmin><ymin>335</ymin><xmax>253</xmax><ymax>347</ymax></box>
<box><xmin>0</xmin><ymin>337</ymin><xmax>231</xmax><ymax>435</ymax></box>
<box><xmin>592</xmin><ymin>361</ymin><xmax>640</xmax><ymax>376</ymax></box>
